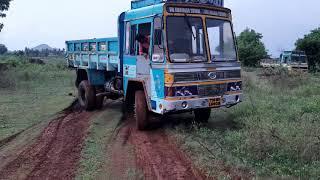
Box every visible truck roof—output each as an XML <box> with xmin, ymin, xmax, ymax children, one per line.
<box><xmin>131</xmin><ymin>0</ymin><xmax>224</xmax><ymax>9</ymax></box>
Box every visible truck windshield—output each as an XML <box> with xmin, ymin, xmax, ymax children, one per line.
<box><xmin>206</xmin><ymin>19</ymin><xmax>237</xmax><ymax>61</ymax></box>
<box><xmin>167</xmin><ymin>16</ymin><xmax>207</xmax><ymax>63</ymax></box>
<box><xmin>291</xmin><ymin>55</ymin><xmax>307</xmax><ymax>63</ymax></box>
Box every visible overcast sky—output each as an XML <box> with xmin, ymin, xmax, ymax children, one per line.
<box><xmin>0</xmin><ymin>0</ymin><xmax>319</xmax><ymax>57</ymax></box>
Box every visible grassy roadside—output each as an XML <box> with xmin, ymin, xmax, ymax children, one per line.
<box><xmin>0</xmin><ymin>55</ymin><xmax>75</xmax><ymax>141</ymax></box>
<box><xmin>76</xmin><ymin>101</ymin><xmax>123</xmax><ymax>180</ymax></box>
<box><xmin>168</xmin><ymin>68</ymin><xmax>320</xmax><ymax>178</ymax></box>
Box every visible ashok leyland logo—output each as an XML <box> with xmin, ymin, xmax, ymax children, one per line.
<box><xmin>208</xmin><ymin>72</ymin><xmax>217</xmax><ymax>80</ymax></box>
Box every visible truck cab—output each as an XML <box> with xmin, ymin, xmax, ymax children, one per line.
<box><xmin>280</xmin><ymin>51</ymin><xmax>308</xmax><ymax>70</ymax></box>
<box><xmin>66</xmin><ymin>0</ymin><xmax>243</xmax><ymax>130</ymax></box>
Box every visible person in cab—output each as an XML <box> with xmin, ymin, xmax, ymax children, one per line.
<box><xmin>136</xmin><ymin>34</ymin><xmax>150</xmax><ymax>58</ymax></box>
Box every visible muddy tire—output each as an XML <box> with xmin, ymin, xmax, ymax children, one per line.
<box><xmin>194</xmin><ymin>108</ymin><xmax>211</xmax><ymax>124</ymax></box>
<box><xmin>78</xmin><ymin>80</ymin><xmax>96</xmax><ymax>111</ymax></box>
<box><xmin>95</xmin><ymin>96</ymin><xmax>104</xmax><ymax>109</ymax></box>
<box><xmin>135</xmin><ymin>90</ymin><xmax>149</xmax><ymax>130</ymax></box>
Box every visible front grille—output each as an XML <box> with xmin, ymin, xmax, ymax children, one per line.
<box><xmin>174</xmin><ymin>73</ymin><xmax>198</xmax><ymax>82</ymax></box>
<box><xmin>226</xmin><ymin>70</ymin><xmax>241</xmax><ymax>79</ymax></box>
<box><xmin>174</xmin><ymin>70</ymin><xmax>241</xmax><ymax>82</ymax></box>
<box><xmin>198</xmin><ymin>84</ymin><xmax>227</xmax><ymax>97</ymax></box>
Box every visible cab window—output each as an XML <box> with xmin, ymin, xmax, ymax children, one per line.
<box><xmin>137</xmin><ymin>23</ymin><xmax>151</xmax><ymax>57</ymax></box>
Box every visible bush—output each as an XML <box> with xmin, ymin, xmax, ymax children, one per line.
<box><xmin>0</xmin><ymin>55</ymin><xmax>71</xmax><ymax>89</ymax></box>
<box><xmin>260</xmin><ymin>67</ymin><xmax>289</xmax><ymax>77</ymax></box>
<box><xmin>0</xmin><ymin>69</ymin><xmax>15</xmax><ymax>88</ymax></box>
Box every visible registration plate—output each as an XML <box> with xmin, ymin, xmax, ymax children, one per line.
<box><xmin>209</xmin><ymin>97</ymin><xmax>221</xmax><ymax>107</ymax></box>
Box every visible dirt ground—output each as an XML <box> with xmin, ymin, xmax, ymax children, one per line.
<box><xmin>0</xmin><ymin>103</ymin><xmax>93</xmax><ymax>180</ymax></box>
<box><xmin>0</xmin><ymin>102</ymin><xmax>208</xmax><ymax>180</ymax></box>
<box><xmin>105</xmin><ymin>113</ymin><xmax>205</xmax><ymax>180</ymax></box>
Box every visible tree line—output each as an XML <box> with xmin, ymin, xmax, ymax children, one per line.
<box><xmin>23</xmin><ymin>47</ymin><xmax>65</xmax><ymax>57</ymax></box>
<box><xmin>0</xmin><ymin>45</ymin><xmax>65</xmax><ymax>57</ymax></box>
<box><xmin>237</xmin><ymin>27</ymin><xmax>320</xmax><ymax>71</ymax></box>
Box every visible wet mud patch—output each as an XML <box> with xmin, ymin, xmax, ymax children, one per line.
<box><xmin>0</xmin><ymin>101</ymin><xmax>94</xmax><ymax>180</ymax></box>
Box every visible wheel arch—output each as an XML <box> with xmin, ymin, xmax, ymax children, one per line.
<box><xmin>75</xmin><ymin>69</ymin><xmax>88</xmax><ymax>87</ymax></box>
<box><xmin>125</xmin><ymin>79</ymin><xmax>151</xmax><ymax>111</ymax></box>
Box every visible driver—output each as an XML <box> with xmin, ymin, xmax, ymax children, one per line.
<box><xmin>136</xmin><ymin>34</ymin><xmax>150</xmax><ymax>57</ymax></box>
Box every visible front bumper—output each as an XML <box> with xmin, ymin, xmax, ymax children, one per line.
<box><xmin>161</xmin><ymin>93</ymin><xmax>243</xmax><ymax>114</ymax></box>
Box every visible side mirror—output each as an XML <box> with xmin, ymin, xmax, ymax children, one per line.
<box><xmin>154</xmin><ymin>29</ymin><xmax>162</xmax><ymax>46</ymax></box>
<box><xmin>152</xmin><ymin>16</ymin><xmax>164</xmax><ymax>63</ymax></box>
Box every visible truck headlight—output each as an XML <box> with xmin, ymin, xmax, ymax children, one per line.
<box><xmin>227</xmin><ymin>82</ymin><xmax>242</xmax><ymax>91</ymax></box>
<box><xmin>165</xmin><ymin>86</ymin><xmax>198</xmax><ymax>97</ymax></box>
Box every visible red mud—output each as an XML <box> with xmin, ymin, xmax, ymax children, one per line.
<box><xmin>111</xmin><ymin>117</ymin><xmax>206</xmax><ymax>180</ymax></box>
<box><xmin>106</xmin><ymin>122</ymin><xmax>137</xmax><ymax>179</ymax></box>
<box><xmin>131</xmin><ymin>128</ymin><xmax>205</xmax><ymax>180</ymax></box>
<box><xmin>0</xmin><ymin>108</ymin><xmax>93</xmax><ymax>180</ymax></box>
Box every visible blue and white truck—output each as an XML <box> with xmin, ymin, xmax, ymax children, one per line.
<box><xmin>66</xmin><ymin>0</ymin><xmax>243</xmax><ymax>130</ymax></box>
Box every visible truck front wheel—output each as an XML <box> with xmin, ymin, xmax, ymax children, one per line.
<box><xmin>194</xmin><ymin>108</ymin><xmax>212</xmax><ymax>124</ymax></box>
<box><xmin>135</xmin><ymin>90</ymin><xmax>149</xmax><ymax>130</ymax></box>
<box><xmin>78</xmin><ymin>80</ymin><xmax>96</xmax><ymax>111</ymax></box>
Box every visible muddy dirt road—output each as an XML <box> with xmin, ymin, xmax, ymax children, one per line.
<box><xmin>0</xmin><ymin>101</ymin><xmax>206</xmax><ymax>180</ymax></box>
<box><xmin>108</xmin><ymin>115</ymin><xmax>205</xmax><ymax>180</ymax></box>
<box><xmin>0</xmin><ymin>104</ymin><xmax>94</xmax><ymax>180</ymax></box>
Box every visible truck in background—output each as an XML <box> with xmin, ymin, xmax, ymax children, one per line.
<box><xmin>66</xmin><ymin>0</ymin><xmax>243</xmax><ymax>130</ymax></box>
<box><xmin>261</xmin><ymin>51</ymin><xmax>308</xmax><ymax>71</ymax></box>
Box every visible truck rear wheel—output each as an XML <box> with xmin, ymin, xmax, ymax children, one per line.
<box><xmin>78</xmin><ymin>80</ymin><xmax>96</xmax><ymax>111</ymax></box>
<box><xmin>135</xmin><ymin>90</ymin><xmax>149</xmax><ymax>130</ymax></box>
<box><xmin>194</xmin><ymin>108</ymin><xmax>211</xmax><ymax>124</ymax></box>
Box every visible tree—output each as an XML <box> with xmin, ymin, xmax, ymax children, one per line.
<box><xmin>295</xmin><ymin>28</ymin><xmax>320</xmax><ymax>71</ymax></box>
<box><xmin>13</xmin><ymin>50</ymin><xmax>24</xmax><ymax>56</ymax></box>
<box><xmin>0</xmin><ymin>0</ymin><xmax>12</xmax><ymax>32</ymax></box>
<box><xmin>0</xmin><ymin>44</ymin><xmax>8</xmax><ymax>54</ymax></box>
<box><xmin>236</xmin><ymin>28</ymin><xmax>268</xmax><ymax>67</ymax></box>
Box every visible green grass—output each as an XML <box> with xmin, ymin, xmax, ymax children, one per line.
<box><xmin>168</xmin><ymin>68</ymin><xmax>320</xmax><ymax>179</ymax></box>
<box><xmin>76</xmin><ymin>102</ymin><xmax>123</xmax><ymax>180</ymax></box>
<box><xmin>0</xmin><ymin>55</ymin><xmax>75</xmax><ymax>141</ymax></box>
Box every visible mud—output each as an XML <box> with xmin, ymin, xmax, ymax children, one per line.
<box><xmin>110</xmin><ymin>113</ymin><xmax>205</xmax><ymax>180</ymax></box>
<box><xmin>0</xmin><ymin>103</ymin><xmax>93</xmax><ymax>180</ymax></box>
<box><xmin>0</xmin><ymin>100</ymin><xmax>242</xmax><ymax>180</ymax></box>
<box><xmin>106</xmin><ymin>121</ymin><xmax>138</xmax><ymax>179</ymax></box>
<box><xmin>131</xmin><ymin>127</ymin><xmax>205</xmax><ymax>180</ymax></box>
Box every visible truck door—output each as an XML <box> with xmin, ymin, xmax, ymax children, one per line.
<box><xmin>123</xmin><ymin>20</ymin><xmax>152</xmax><ymax>95</ymax></box>
<box><xmin>136</xmin><ymin>23</ymin><xmax>152</xmax><ymax>75</ymax></box>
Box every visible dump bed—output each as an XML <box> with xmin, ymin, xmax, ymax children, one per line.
<box><xmin>66</xmin><ymin>38</ymin><xmax>119</xmax><ymax>71</ymax></box>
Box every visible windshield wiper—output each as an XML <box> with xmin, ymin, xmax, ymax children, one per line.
<box><xmin>183</xmin><ymin>14</ymin><xmax>196</xmax><ymax>40</ymax></box>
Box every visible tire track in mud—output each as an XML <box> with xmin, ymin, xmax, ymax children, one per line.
<box><xmin>110</xmin><ymin>113</ymin><xmax>205</xmax><ymax>180</ymax></box>
<box><xmin>131</xmin><ymin>127</ymin><xmax>205</xmax><ymax>180</ymax></box>
<box><xmin>0</xmin><ymin>102</ymin><xmax>93</xmax><ymax>180</ymax></box>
